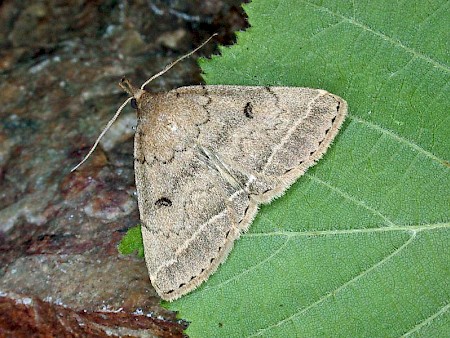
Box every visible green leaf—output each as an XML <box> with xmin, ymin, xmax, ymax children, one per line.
<box><xmin>118</xmin><ymin>225</ymin><xmax>144</xmax><ymax>258</ymax></box>
<box><xmin>167</xmin><ymin>0</ymin><xmax>450</xmax><ymax>337</ymax></box>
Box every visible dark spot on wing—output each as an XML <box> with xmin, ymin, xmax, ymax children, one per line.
<box><xmin>244</xmin><ymin>102</ymin><xmax>253</xmax><ymax>118</ymax></box>
<box><xmin>155</xmin><ymin>197</ymin><xmax>172</xmax><ymax>208</ymax></box>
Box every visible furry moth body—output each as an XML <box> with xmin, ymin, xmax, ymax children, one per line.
<box><xmin>120</xmin><ymin>80</ymin><xmax>347</xmax><ymax>301</ymax></box>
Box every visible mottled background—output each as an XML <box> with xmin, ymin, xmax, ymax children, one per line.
<box><xmin>0</xmin><ymin>0</ymin><xmax>247</xmax><ymax>336</ymax></box>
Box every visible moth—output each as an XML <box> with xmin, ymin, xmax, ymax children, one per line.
<box><xmin>72</xmin><ymin>36</ymin><xmax>347</xmax><ymax>301</ymax></box>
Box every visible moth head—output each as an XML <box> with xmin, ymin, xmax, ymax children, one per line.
<box><xmin>70</xmin><ymin>34</ymin><xmax>217</xmax><ymax>172</ymax></box>
<box><xmin>119</xmin><ymin>78</ymin><xmax>145</xmax><ymax>109</ymax></box>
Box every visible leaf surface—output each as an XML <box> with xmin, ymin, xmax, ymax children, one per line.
<box><xmin>167</xmin><ymin>0</ymin><xmax>450</xmax><ymax>336</ymax></box>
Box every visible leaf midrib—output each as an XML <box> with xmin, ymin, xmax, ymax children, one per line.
<box><xmin>188</xmin><ymin>223</ymin><xmax>448</xmax><ymax>306</ymax></box>
<box><xmin>244</xmin><ymin>222</ymin><xmax>449</xmax><ymax>238</ymax></box>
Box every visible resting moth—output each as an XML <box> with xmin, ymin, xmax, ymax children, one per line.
<box><xmin>73</xmin><ymin>36</ymin><xmax>347</xmax><ymax>301</ymax></box>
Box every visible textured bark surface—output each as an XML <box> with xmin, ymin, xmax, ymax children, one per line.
<box><xmin>0</xmin><ymin>0</ymin><xmax>248</xmax><ymax>336</ymax></box>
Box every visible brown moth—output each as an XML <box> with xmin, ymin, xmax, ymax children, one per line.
<box><xmin>72</xmin><ymin>36</ymin><xmax>347</xmax><ymax>301</ymax></box>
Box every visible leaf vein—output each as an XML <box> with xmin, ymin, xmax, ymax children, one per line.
<box><xmin>303</xmin><ymin>0</ymin><xmax>450</xmax><ymax>72</ymax></box>
<box><xmin>349</xmin><ymin>115</ymin><xmax>446</xmax><ymax>166</ymax></box>
<box><xmin>306</xmin><ymin>173</ymin><xmax>396</xmax><ymax>226</ymax></box>
<box><xmin>415</xmin><ymin>0</ymin><xmax>449</xmax><ymax>30</ymax></box>
<box><xmin>248</xmin><ymin>231</ymin><xmax>417</xmax><ymax>337</ymax></box>
<box><xmin>189</xmin><ymin>236</ymin><xmax>292</xmax><ymax>298</ymax></box>
<box><xmin>401</xmin><ymin>302</ymin><xmax>450</xmax><ymax>337</ymax></box>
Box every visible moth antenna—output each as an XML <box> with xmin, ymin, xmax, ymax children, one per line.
<box><xmin>140</xmin><ymin>33</ymin><xmax>218</xmax><ymax>90</ymax></box>
<box><xmin>70</xmin><ymin>97</ymin><xmax>132</xmax><ymax>172</ymax></box>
